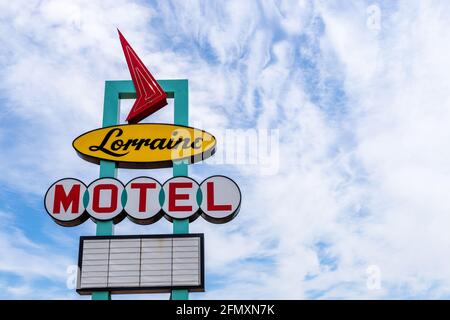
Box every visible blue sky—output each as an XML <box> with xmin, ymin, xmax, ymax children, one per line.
<box><xmin>1</xmin><ymin>0</ymin><xmax>450</xmax><ymax>299</ymax></box>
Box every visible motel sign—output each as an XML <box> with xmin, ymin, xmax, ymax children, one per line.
<box><xmin>43</xmin><ymin>30</ymin><xmax>241</xmax><ymax>299</ymax></box>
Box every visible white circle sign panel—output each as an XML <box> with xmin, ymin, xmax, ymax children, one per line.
<box><xmin>199</xmin><ymin>175</ymin><xmax>241</xmax><ymax>223</ymax></box>
<box><xmin>125</xmin><ymin>177</ymin><xmax>163</xmax><ymax>224</ymax></box>
<box><xmin>44</xmin><ymin>178</ymin><xmax>88</xmax><ymax>227</ymax></box>
<box><xmin>86</xmin><ymin>178</ymin><xmax>125</xmax><ymax>223</ymax></box>
<box><xmin>162</xmin><ymin>176</ymin><xmax>199</xmax><ymax>221</ymax></box>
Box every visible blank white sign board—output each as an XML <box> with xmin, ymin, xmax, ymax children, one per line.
<box><xmin>77</xmin><ymin>234</ymin><xmax>204</xmax><ymax>294</ymax></box>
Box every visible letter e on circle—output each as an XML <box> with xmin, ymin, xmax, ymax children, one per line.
<box><xmin>86</xmin><ymin>178</ymin><xmax>125</xmax><ymax>223</ymax></box>
<box><xmin>162</xmin><ymin>176</ymin><xmax>199</xmax><ymax>222</ymax></box>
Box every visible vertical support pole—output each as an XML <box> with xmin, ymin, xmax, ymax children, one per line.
<box><xmin>171</xmin><ymin>80</ymin><xmax>189</xmax><ymax>300</ymax></box>
<box><xmin>92</xmin><ymin>81</ymin><xmax>119</xmax><ymax>300</ymax></box>
<box><xmin>84</xmin><ymin>80</ymin><xmax>190</xmax><ymax>300</ymax></box>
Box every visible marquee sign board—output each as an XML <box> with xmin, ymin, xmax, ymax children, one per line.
<box><xmin>72</xmin><ymin>124</ymin><xmax>216</xmax><ymax>169</ymax></box>
<box><xmin>44</xmin><ymin>175</ymin><xmax>241</xmax><ymax>226</ymax></box>
<box><xmin>77</xmin><ymin>233</ymin><xmax>204</xmax><ymax>295</ymax></box>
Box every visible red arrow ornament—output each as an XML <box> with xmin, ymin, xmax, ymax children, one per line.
<box><xmin>118</xmin><ymin>29</ymin><xmax>168</xmax><ymax>123</ymax></box>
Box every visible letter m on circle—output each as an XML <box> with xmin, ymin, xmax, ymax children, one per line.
<box><xmin>53</xmin><ymin>184</ymin><xmax>81</xmax><ymax>214</ymax></box>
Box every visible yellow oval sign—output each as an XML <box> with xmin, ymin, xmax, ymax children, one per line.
<box><xmin>73</xmin><ymin>124</ymin><xmax>216</xmax><ymax>169</ymax></box>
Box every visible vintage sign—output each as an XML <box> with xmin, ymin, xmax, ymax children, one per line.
<box><xmin>72</xmin><ymin>124</ymin><xmax>216</xmax><ymax>169</ymax></box>
<box><xmin>77</xmin><ymin>234</ymin><xmax>204</xmax><ymax>294</ymax></box>
<box><xmin>44</xmin><ymin>29</ymin><xmax>244</xmax><ymax>300</ymax></box>
<box><xmin>44</xmin><ymin>175</ymin><xmax>241</xmax><ymax>226</ymax></box>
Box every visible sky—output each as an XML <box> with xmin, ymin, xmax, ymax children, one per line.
<box><xmin>1</xmin><ymin>0</ymin><xmax>450</xmax><ymax>299</ymax></box>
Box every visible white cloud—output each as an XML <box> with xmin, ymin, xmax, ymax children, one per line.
<box><xmin>316</xmin><ymin>1</ymin><xmax>450</xmax><ymax>297</ymax></box>
<box><xmin>0</xmin><ymin>210</ymin><xmax>77</xmax><ymax>298</ymax></box>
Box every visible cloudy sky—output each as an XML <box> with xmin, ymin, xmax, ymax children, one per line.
<box><xmin>1</xmin><ymin>0</ymin><xmax>450</xmax><ymax>299</ymax></box>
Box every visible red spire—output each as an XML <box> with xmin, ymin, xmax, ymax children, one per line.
<box><xmin>118</xmin><ymin>29</ymin><xmax>168</xmax><ymax>123</ymax></box>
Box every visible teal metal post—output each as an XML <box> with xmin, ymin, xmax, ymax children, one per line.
<box><xmin>90</xmin><ymin>79</ymin><xmax>190</xmax><ymax>300</ymax></box>
<box><xmin>170</xmin><ymin>80</ymin><xmax>189</xmax><ymax>300</ymax></box>
<box><xmin>92</xmin><ymin>81</ymin><xmax>119</xmax><ymax>300</ymax></box>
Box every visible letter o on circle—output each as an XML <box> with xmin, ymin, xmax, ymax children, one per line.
<box><xmin>86</xmin><ymin>178</ymin><xmax>125</xmax><ymax>224</ymax></box>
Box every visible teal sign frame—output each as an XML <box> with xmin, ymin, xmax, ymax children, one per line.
<box><xmin>92</xmin><ymin>79</ymin><xmax>190</xmax><ymax>300</ymax></box>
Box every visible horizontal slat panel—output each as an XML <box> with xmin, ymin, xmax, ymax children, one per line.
<box><xmin>173</xmin><ymin>280</ymin><xmax>200</xmax><ymax>284</ymax></box>
<box><xmin>173</xmin><ymin>258</ymin><xmax>198</xmax><ymax>264</ymax></box>
<box><xmin>172</xmin><ymin>275</ymin><xmax>200</xmax><ymax>281</ymax></box>
<box><xmin>84</xmin><ymin>240</ymin><xmax>109</xmax><ymax>244</ymax></box>
<box><xmin>141</xmin><ymin>239</ymin><xmax>172</xmax><ymax>247</ymax></box>
<box><xmin>173</xmin><ymin>269</ymin><xmax>199</xmax><ymax>275</ymax></box>
<box><xmin>141</xmin><ymin>258</ymin><xmax>172</xmax><ymax>264</ymax></box>
<box><xmin>82</xmin><ymin>259</ymin><xmax>109</xmax><ymax>266</ymax></box>
<box><xmin>173</xmin><ymin>239</ymin><xmax>199</xmax><ymax>246</ymax></box>
<box><xmin>141</xmin><ymin>252</ymin><xmax>172</xmax><ymax>259</ymax></box>
<box><xmin>140</xmin><ymin>282</ymin><xmax>171</xmax><ymax>287</ymax></box>
<box><xmin>81</xmin><ymin>265</ymin><xmax>108</xmax><ymax>272</ymax></box>
<box><xmin>82</xmin><ymin>271</ymin><xmax>108</xmax><ymax>278</ymax></box>
<box><xmin>140</xmin><ymin>263</ymin><xmax>172</xmax><ymax>271</ymax></box>
<box><xmin>173</xmin><ymin>247</ymin><xmax>199</xmax><ymax>252</ymax></box>
<box><xmin>108</xmin><ymin>259</ymin><xmax>140</xmax><ymax>265</ymax></box>
<box><xmin>109</xmin><ymin>240</ymin><xmax>140</xmax><ymax>248</ymax></box>
<box><xmin>83</xmin><ymin>248</ymin><xmax>110</xmax><ymax>254</ymax></box>
<box><xmin>109</xmin><ymin>264</ymin><xmax>140</xmax><ymax>271</ymax></box>
<box><xmin>109</xmin><ymin>283</ymin><xmax>140</xmax><ymax>288</ymax></box>
<box><xmin>140</xmin><ymin>270</ymin><xmax>171</xmax><ymax>276</ymax></box>
<box><xmin>80</xmin><ymin>283</ymin><xmax>108</xmax><ymax>289</ymax></box>
<box><xmin>172</xmin><ymin>281</ymin><xmax>200</xmax><ymax>286</ymax></box>
<box><xmin>141</xmin><ymin>246</ymin><xmax>172</xmax><ymax>253</ymax></box>
<box><xmin>80</xmin><ymin>282</ymin><xmax>107</xmax><ymax>288</ymax></box>
<box><xmin>172</xmin><ymin>251</ymin><xmax>199</xmax><ymax>258</ymax></box>
<box><xmin>172</xmin><ymin>263</ymin><xmax>199</xmax><ymax>270</ymax></box>
<box><xmin>140</xmin><ymin>275</ymin><xmax>171</xmax><ymax>283</ymax></box>
<box><xmin>108</xmin><ymin>276</ymin><xmax>140</xmax><ymax>283</ymax></box>
<box><xmin>110</xmin><ymin>247</ymin><xmax>140</xmax><ymax>254</ymax></box>
<box><xmin>83</xmin><ymin>253</ymin><xmax>109</xmax><ymax>261</ymax></box>
<box><xmin>81</xmin><ymin>277</ymin><xmax>107</xmax><ymax>284</ymax></box>
<box><xmin>108</xmin><ymin>271</ymin><xmax>140</xmax><ymax>277</ymax></box>
<box><xmin>109</xmin><ymin>253</ymin><xmax>140</xmax><ymax>260</ymax></box>
<box><xmin>83</xmin><ymin>240</ymin><xmax>109</xmax><ymax>249</ymax></box>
